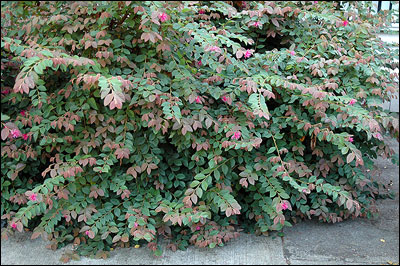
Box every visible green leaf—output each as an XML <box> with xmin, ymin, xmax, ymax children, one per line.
<box><xmin>190</xmin><ymin>180</ymin><xmax>200</xmax><ymax>188</ymax></box>
<box><xmin>194</xmin><ymin>173</ymin><xmax>206</xmax><ymax>180</ymax></box>
<box><xmin>201</xmin><ymin>181</ymin><xmax>208</xmax><ymax>191</ymax></box>
<box><xmin>196</xmin><ymin>187</ymin><xmax>203</xmax><ymax>198</ymax></box>
<box><xmin>1</xmin><ymin>113</ymin><xmax>10</xmax><ymax>121</ymax></box>
<box><xmin>214</xmin><ymin>169</ymin><xmax>220</xmax><ymax>179</ymax></box>
<box><xmin>142</xmin><ymin>208</ymin><xmax>150</xmax><ymax>216</ymax></box>
<box><xmin>87</xmin><ymin>98</ymin><xmax>98</xmax><ymax>110</ymax></box>
<box><xmin>143</xmin><ymin>233</ymin><xmax>152</xmax><ymax>242</ymax></box>
<box><xmin>172</xmin><ymin>105</ymin><xmax>182</xmax><ymax>120</ymax></box>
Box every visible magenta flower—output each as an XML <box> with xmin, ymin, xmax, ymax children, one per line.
<box><xmin>348</xmin><ymin>99</ymin><xmax>357</xmax><ymax>105</ymax></box>
<box><xmin>281</xmin><ymin>202</ymin><xmax>288</xmax><ymax>210</ymax></box>
<box><xmin>29</xmin><ymin>193</ymin><xmax>37</xmax><ymax>202</ymax></box>
<box><xmin>11</xmin><ymin>129</ymin><xmax>21</xmax><ymax>138</ymax></box>
<box><xmin>244</xmin><ymin>50</ymin><xmax>253</xmax><ymax>59</ymax></box>
<box><xmin>348</xmin><ymin>137</ymin><xmax>354</xmax><ymax>143</ymax></box>
<box><xmin>22</xmin><ymin>134</ymin><xmax>28</xmax><ymax>140</ymax></box>
<box><xmin>195</xmin><ymin>96</ymin><xmax>202</xmax><ymax>104</ymax></box>
<box><xmin>343</xmin><ymin>20</ymin><xmax>349</xmax><ymax>26</ymax></box>
<box><xmin>64</xmin><ymin>215</ymin><xmax>68</xmax><ymax>219</ymax></box>
<box><xmin>232</xmin><ymin>131</ymin><xmax>241</xmax><ymax>140</ymax></box>
<box><xmin>20</xmin><ymin>110</ymin><xmax>26</xmax><ymax>116</ymax></box>
<box><xmin>134</xmin><ymin>222</ymin><xmax>138</xmax><ymax>228</ymax></box>
<box><xmin>290</xmin><ymin>51</ymin><xmax>296</xmax><ymax>56</ymax></box>
<box><xmin>159</xmin><ymin>12</ymin><xmax>168</xmax><ymax>22</ymax></box>
<box><xmin>197</xmin><ymin>60</ymin><xmax>202</xmax><ymax>66</ymax></box>
<box><xmin>11</xmin><ymin>222</ymin><xmax>17</xmax><ymax>229</ymax></box>
<box><xmin>302</xmin><ymin>189</ymin><xmax>307</xmax><ymax>193</ymax></box>
<box><xmin>374</xmin><ymin>133</ymin><xmax>382</xmax><ymax>140</ymax></box>
<box><xmin>2</xmin><ymin>89</ymin><xmax>10</xmax><ymax>94</ymax></box>
<box><xmin>196</xmin><ymin>226</ymin><xmax>200</xmax><ymax>231</ymax></box>
<box><xmin>85</xmin><ymin>231</ymin><xmax>90</xmax><ymax>236</ymax></box>
<box><xmin>221</xmin><ymin>96</ymin><xmax>228</xmax><ymax>102</ymax></box>
<box><xmin>252</xmin><ymin>21</ymin><xmax>261</xmax><ymax>27</ymax></box>
<box><xmin>313</xmin><ymin>1</ymin><xmax>318</xmax><ymax>4</ymax></box>
<box><xmin>199</xmin><ymin>9</ymin><xmax>205</xmax><ymax>14</ymax></box>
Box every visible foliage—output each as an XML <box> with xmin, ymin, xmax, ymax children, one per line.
<box><xmin>1</xmin><ymin>0</ymin><xmax>399</xmax><ymax>261</ymax></box>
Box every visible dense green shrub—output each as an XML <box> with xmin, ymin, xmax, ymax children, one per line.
<box><xmin>1</xmin><ymin>0</ymin><xmax>399</xmax><ymax>260</ymax></box>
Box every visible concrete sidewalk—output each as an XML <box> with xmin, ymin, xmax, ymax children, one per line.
<box><xmin>1</xmin><ymin>138</ymin><xmax>399</xmax><ymax>265</ymax></box>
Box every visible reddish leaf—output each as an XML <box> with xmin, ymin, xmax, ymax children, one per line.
<box><xmin>16</xmin><ymin>222</ymin><xmax>23</xmax><ymax>232</ymax></box>
<box><xmin>271</xmin><ymin>18</ymin><xmax>279</xmax><ymax>27</ymax></box>
<box><xmin>239</xmin><ymin>178</ymin><xmax>248</xmax><ymax>188</ymax></box>
<box><xmin>88</xmin><ymin>230</ymin><xmax>95</xmax><ymax>239</ymax></box>
<box><xmin>104</xmin><ymin>94</ymin><xmax>113</xmax><ymax>106</ymax></box>
<box><xmin>112</xmin><ymin>235</ymin><xmax>121</xmax><ymax>243</ymax></box>
<box><xmin>31</xmin><ymin>231</ymin><xmax>41</xmax><ymax>240</ymax></box>
<box><xmin>1</xmin><ymin>128</ymin><xmax>10</xmax><ymax>140</ymax></box>
<box><xmin>346</xmin><ymin>152</ymin><xmax>355</xmax><ymax>164</ymax></box>
<box><xmin>121</xmin><ymin>234</ymin><xmax>129</xmax><ymax>242</ymax></box>
<box><xmin>346</xmin><ymin>199</ymin><xmax>353</xmax><ymax>210</ymax></box>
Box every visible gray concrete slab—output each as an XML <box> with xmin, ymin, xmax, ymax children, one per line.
<box><xmin>1</xmin><ymin>231</ymin><xmax>286</xmax><ymax>265</ymax></box>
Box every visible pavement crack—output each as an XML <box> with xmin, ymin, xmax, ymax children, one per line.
<box><xmin>280</xmin><ymin>236</ymin><xmax>291</xmax><ymax>265</ymax></box>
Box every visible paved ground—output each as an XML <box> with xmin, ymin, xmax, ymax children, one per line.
<box><xmin>1</xmin><ymin>138</ymin><xmax>399</xmax><ymax>265</ymax></box>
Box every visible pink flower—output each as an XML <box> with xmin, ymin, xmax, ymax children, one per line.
<box><xmin>348</xmin><ymin>137</ymin><xmax>354</xmax><ymax>143</ymax></box>
<box><xmin>195</xmin><ymin>96</ymin><xmax>202</xmax><ymax>104</ymax></box>
<box><xmin>244</xmin><ymin>50</ymin><xmax>253</xmax><ymax>59</ymax></box>
<box><xmin>196</xmin><ymin>226</ymin><xmax>200</xmax><ymax>231</ymax></box>
<box><xmin>302</xmin><ymin>189</ymin><xmax>307</xmax><ymax>193</ymax></box>
<box><xmin>281</xmin><ymin>202</ymin><xmax>288</xmax><ymax>210</ymax></box>
<box><xmin>199</xmin><ymin>9</ymin><xmax>205</xmax><ymax>14</ymax></box>
<box><xmin>22</xmin><ymin>134</ymin><xmax>28</xmax><ymax>140</ymax></box>
<box><xmin>64</xmin><ymin>215</ymin><xmax>68</xmax><ymax>219</ymax></box>
<box><xmin>85</xmin><ymin>231</ymin><xmax>90</xmax><ymax>236</ymax></box>
<box><xmin>232</xmin><ymin>131</ymin><xmax>241</xmax><ymax>140</ymax></box>
<box><xmin>348</xmin><ymin>99</ymin><xmax>357</xmax><ymax>105</ymax></box>
<box><xmin>134</xmin><ymin>222</ymin><xmax>138</xmax><ymax>228</ymax></box>
<box><xmin>11</xmin><ymin>129</ymin><xmax>21</xmax><ymax>138</ymax></box>
<box><xmin>20</xmin><ymin>110</ymin><xmax>26</xmax><ymax>116</ymax></box>
<box><xmin>289</xmin><ymin>51</ymin><xmax>296</xmax><ymax>56</ymax></box>
<box><xmin>374</xmin><ymin>133</ymin><xmax>382</xmax><ymax>140</ymax></box>
<box><xmin>11</xmin><ymin>222</ymin><xmax>17</xmax><ymax>229</ymax></box>
<box><xmin>221</xmin><ymin>96</ymin><xmax>228</xmax><ymax>102</ymax></box>
<box><xmin>197</xmin><ymin>60</ymin><xmax>202</xmax><ymax>66</ymax></box>
<box><xmin>313</xmin><ymin>1</ymin><xmax>318</xmax><ymax>4</ymax></box>
<box><xmin>2</xmin><ymin>89</ymin><xmax>10</xmax><ymax>94</ymax></box>
<box><xmin>252</xmin><ymin>21</ymin><xmax>261</xmax><ymax>27</ymax></box>
<box><xmin>29</xmin><ymin>193</ymin><xmax>37</xmax><ymax>201</ymax></box>
<box><xmin>159</xmin><ymin>12</ymin><xmax>168</xmax><ymax>22</ymax></box>
<box><xmin>342</xmin><ymin>20</ymin><xmax>349</xmax><ymax>27</ymax></box>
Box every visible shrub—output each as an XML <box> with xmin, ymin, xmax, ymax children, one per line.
<box><xmin>1</xmin><ymin>0</ymin><xmax>399</xmax><ymax>260</ymax></box>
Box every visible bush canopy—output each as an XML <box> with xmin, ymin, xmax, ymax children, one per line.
<box><xmin>1</xmin><ymin>0</ymin><xmax>399</xmax><ymax>260</ymax></box>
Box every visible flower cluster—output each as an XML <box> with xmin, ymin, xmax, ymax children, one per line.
<box><xmin>231</xmin><ymin>131</ymin><xmax>241</xmax><ymax>140</ymax></box>
<box><xmin>159</xmin><ymin>12</ymin><xmax>168</xmax><ymax>22</ymax></box>
<box><xmin>349</xmin><ymin>99</ymin><xmax>357</xmax><ymax>105</ymax></box>
<box><xmin>244</xmin><ymin>50</ymin><xmax>253</xmax><ymax>59</ymax></box>
<box><xmin>11</xmin><ymin>129</ymin><xmax>21</xmax><ymax>138</ymax></box>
